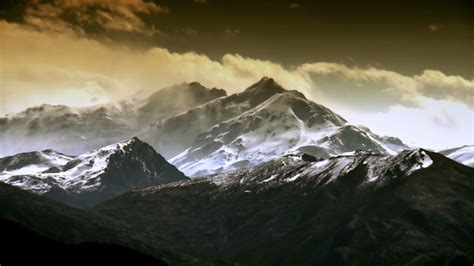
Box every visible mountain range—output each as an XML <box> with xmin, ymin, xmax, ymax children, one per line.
<box><xmin>0</xmin><ymin>77</ymin><xmax>473</xmax><ymax>265</ymax></box>
<box><xmin>2</xmin><ymin>77</ymin><xmax>414</xmax><ymax>176</ymax></box>
<box><xmin>1</xmin><ymin>146</ymin><xmax>473</xmax><ymax>265</ymax></box>
<box><xmin>0</xmin><ymin>137</ymin><xmax>186</xmax><ymax>207</ymax></box>
<box><xmin>96</xmin><ymin>148</ymin><xmax>474</xmax><ymax>265</ymax></box>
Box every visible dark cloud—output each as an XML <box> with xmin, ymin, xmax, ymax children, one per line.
<box><xmin>0</xmin><ymin>0</ymin><xmax>472</xmax><ymax>79</ymax></box>
<box><xmin>20</xmin><ymin>0</ymin><xmax>168</xmax><ymax>36</ymax></box>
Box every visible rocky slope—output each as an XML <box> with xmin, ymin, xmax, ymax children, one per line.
<box><xmin>6</xmin><ymin>77</ymin><xmax>471</xmax><ymax>176</ymax></box>
<box><xmin>1</xmin><ymin>77</ymin><xmax>409</xmax><ymax>176</ymax></box>
<box><xmin>169</xmin><ymin>78</ymin><xmax>407</xmax><ymax>176</ymax></box>
<box><xmin>139</xmin><ymin>77</ymin><xmax>296</xmax><ymax>158</ymax></box>
<box><xmin>0</xmin><ymin>137</ymin><xmax>187</xmax><ymax>207</ymax></box>
<box><xmin>0</xmin><ymin>182</ymin><xmax>194</xmax><ymax>265</ymax></box>
<box><xmin>97</xmin><ymin>149</ymin><xmax>474</xmax><ymax>265</ymax></box>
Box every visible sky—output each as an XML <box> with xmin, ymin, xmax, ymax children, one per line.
<box><xmin>0</xmin><ymin>0</ymin><xmax>473</xmax><ymax>149</ymax></box>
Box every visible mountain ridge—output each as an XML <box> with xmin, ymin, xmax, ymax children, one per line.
<box><xmin>0</xmin><ymin>137</ymin><xmax>187</xmax><ymax>207</ymax></box>
<box><xmin>1</xmin><ymin>76</ymin><xmax>471</xmax><ymax>175</ymax></box>
<box><xmin>97</xmin><ymin>148</ymin><xmax>474</xmax><ymax>265</ymax></box>
<box><xmin>169</xmin><ymin>82</ymin><xmax>407</xmax><ymax>176</ymax></box>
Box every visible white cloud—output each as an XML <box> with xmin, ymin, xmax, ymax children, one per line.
<box><xmin>298</xmin><ymin>62</ymin><xmax>474</xmax><ymax>110</ymax></box>
<box><xmin>0</xmin><ymin>20</ymin><xmax>472</xmax><ymax>148</ymax></box>
<box><xmin>332</xmin><ymin>97</ymin><xmax>474</xmax><ymax>149</ymax></box>
<box><xmin>415</xmin><ymin>70</ymin><xmax>474</xmax><ymax>105</ymax></box>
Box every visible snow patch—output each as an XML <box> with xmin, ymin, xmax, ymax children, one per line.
<box><xmin>261</xmin><ymin>174</ymin><xmax>278</xmax><ymax>183</ymax></box>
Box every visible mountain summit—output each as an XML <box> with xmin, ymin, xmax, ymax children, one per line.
<box><xmin>0</xmin><ymin>137</ymin><xmax>187</xmax><ymax>207</ymax></box>
<box><xmin>168</xmin><ymin>78</ymin><xmax>406</xmax><ymax>176</ymax></box>
<box><xmin>242</xmin><ymin>77</ymin><xmax>288</xmax><ymax>104</ymax></box>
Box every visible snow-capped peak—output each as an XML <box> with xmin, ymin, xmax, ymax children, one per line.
<box><xmin>148</xmin><ymin>148</ymin><xmax>442</xmax><ymax>195</ymax></box>
<box><xmin>0</xmin><ymin>138</ymin><xmax>187</xmax><ymax>206</ymax></box>
<box><xmin>0</xmin><ymin>150</ymin><xmax>73</xmax><ymax>178</ymax></box>
<box><xmin>61</xmin><ymin>137</ymin><xmax>150</xmax><ymax>185</ymax></box>
<box><xmin>170</xmin><ymin>90</ymin><xmax>405</xmax><ymax>177</ymax></box>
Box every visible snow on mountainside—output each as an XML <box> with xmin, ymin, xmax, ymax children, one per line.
<box><xmin>100</xmin><ymin>148</ymin><xmax>474</xmax><ymax>265</ymax></box>
<box><xmin>0</xmin><ymin>149</ymin><xmax>73</xmax><ymax>174</ymax></box>
<box><xmin>161</xmin><ymin>149</ymin><xmax>435</xmax><ymax>190</ymax></box>
<box><xmin>439</xmin><ymin>145</ymin><xmax>474</xmax><ymax>167</ymax></box>
<box><xmin>0</xmin><ymin>137</ymin><xmax>187</xmax><ymax>207</ymax></box>
<box><xmin>0</xmin><ymin>150</ymin><xmax>74</xmax><ymax>193</ymax></box>
<box><xmin>140</xmin><ymin>77</ymin><xmax>294</xmax><ymax>158</ymax></box>
<box><xmin>0</xmin><ymin>83</ymin><xmax>226</xmax><ymax>157</ymax></box>
<box><xmin>170</xmin><ymin>78</ymin><xmax>407</xmax><ymax>176</ymax></box>
<box><xmin>1</xmin><ymin>77</ymin><xmax>409</xmax><ymax>177</ymax></box>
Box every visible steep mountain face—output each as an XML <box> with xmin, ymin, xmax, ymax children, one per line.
<box><xmin>97</xmin><ymin>150</ymin><xmax>474</xmax><ymax>265</ymax></box>
<box><xmin>169</xmin><ymin>78</ymin><xmax>406</xmax><ymax>176</ymax></box>
<box><xmin>0</xmin><ymin>182</ymin><xmax>193</xmax><ymax>265</ymax></box>
<box><xmin>0</xmin><ymin>82</ymin><xmax>226</xmax><ymax>156</ymax></box>
<box><xmin>140</xmin><ymin>77</ymin><xmax>297</xmax><ymax>158</ymax></box>
<box><xmin>439</xmin><ymin>145</ymin><xmax>474</xmax><ymax>167</ymax></box>
<box><xmin>0</xmin><ymin>137</ymin><xmax>187</xmax><ymax>207</ymax></box>
<box><xmin>1</xmin><ymin>77</ymin><xmax>407</xmax><ymax>175</ymax></box>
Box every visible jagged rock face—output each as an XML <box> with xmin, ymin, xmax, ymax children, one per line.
<box><xmin>1</xmin><ymin>77</ymin><xmax>409</xmax><ymax>175</ymax></box>
<box><xmin>169</xmin><ymin>83</ymin><xmax>405</xmax><ymax>176</ymax></box>
<box><xmin>0</xmin><ymin>138</ymin><xmax>187</xmax><ymax>207</ymax></box>
<box><xmin>140</xmin><ymin>77</ymin><xmax>300</xmax><ymax>158</ymax></box>
<box><xmin>165</xmin><ymin>149</ymin><xmax>436</xmax><ymax>190</ymax></box>
<box><xmin>79</xmin><ymin>138</ymin><xmax>187</xmax><ymax>193</ymax></box>
<box><xmin>98</xmin><ymin>150</ymin><xmax>474</xmax><ymax>265</ymax></box>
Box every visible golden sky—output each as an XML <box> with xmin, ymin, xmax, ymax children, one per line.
<box><xmin>0</xmin><ymin>0</ymin><xmax>473</xmax><ymax>149</ymax></box>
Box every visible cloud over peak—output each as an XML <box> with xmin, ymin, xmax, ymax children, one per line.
<box><xmin>297</xmin><ymin>63</ymin><xmax>473</xmax><ymax>111</ymax></box>
<box><xmin>0</xmin><ymin>18</ymin><xmax>472</xmax><ymax>149</ymax></box>
<box><xmin>1</xmin><ymin>19</ymin><xmax>472</xmax><ymax>115</ymax></box>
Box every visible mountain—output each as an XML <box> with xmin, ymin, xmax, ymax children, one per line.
<box><xmin>439</xmin><ymin>145</ymin><xmax>474</xmax><ymax>167</ymax></box>
<box><xmin>138</xmin><ymin>81</ymin><xmax>226</xmax><ymax>123</ymax></box>
<box><xmin>0</xmin><ymin>182</ymin><xmax>193</xmax><ymax>265</ymax></box>
<box><xmin>0</xmin><ymin>149</ymin><xmax>73</xmax><ymax>176</ymax></box>
<box><xmin>139</xmin><ymin>77</ymin><xmax>294</xmax><ymax>158</ymax></box>
<box><xmin>168</xmin><ymin>78</ymin><xmax>407</xmax><ymax>176</ymax></box>
<box><xmin>97</xmin><ymin>149</ymin><xmax>474</xmax><ymax>265</ymax></box>
<box><xmin>1</xmin><ymin>77</ymin><xmax>408</xmax><ymax>175</ymax></box>
<box><xmin>0</xmin><ymin>104</ymin><xmax>135</xmax><ymax>156</ymax></box>
<box><xmin>0</xmin><ymin>137</ymin><xmax>187</xmax><ymax>207</ymax></box>
<box><xmin>0</xmin><ymin>82</ymin><xmax>226</xmax><ymax>156</ymax></box>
